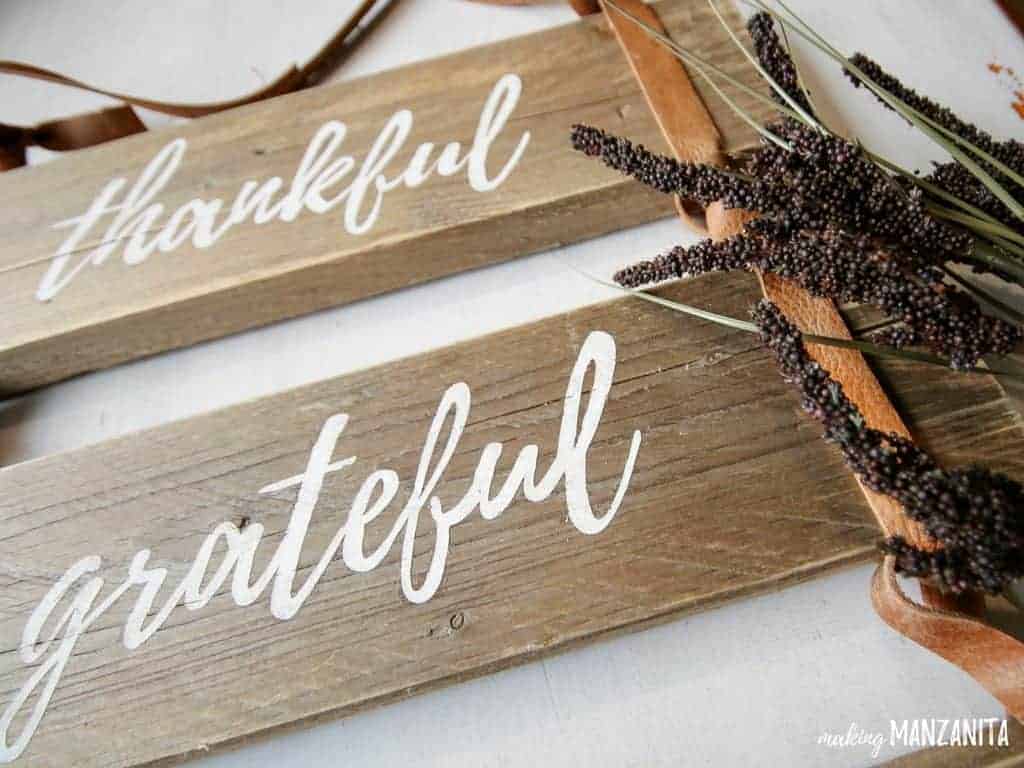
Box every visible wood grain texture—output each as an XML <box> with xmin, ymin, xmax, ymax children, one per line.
<box><xmin>0</xmin><ymin>0</ymin><xmax>772</xmax><ymax>396</ymax></box>
<box><xmin>710</xmin><ymin>209</ymin><xmax>933</xmax><ymax>553</ymax></box>
<box><xmin>1</xmin><ymin>271</ymin><xmax>1022</xmax><ymax>768</ymax></box>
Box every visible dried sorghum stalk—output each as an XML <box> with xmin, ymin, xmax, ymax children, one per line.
<box><xmin>845</xmin><ymin>53</ymin><xmax>1024</xmax><ymax>178</ymax></box>
<box><xmin>747</xmin><ymin>12</ymin><xmax>815</xmax><ymax>117</ymax></box>
<box><xmin>573</xmin><ymin>121</ymin><xmax>972</xmax><ymax>267</ymax></box>
<box><xmin>615</xmin><ymin>227</ymin><xmax>1020</xmax><ymax>369</ymax></box>
<box><xmin>570</xmin><ymin>124</ymin><xmax>743</xmax><ymax>206</ymax></box>
<box><xmin>753</xmin><ymin>300</ymin><xmax>1024</xmax><ymax>595</ymax></box>
<box><xmin>571</xmin><ymin>11</ymin><xmax>1022</xmax><ymax>370</ymax></box>
<box><xmin>571</xmin><ymin>120</ymin><xmax>1016</xmax><ymax>368</ymax></box>
<box><xmin>844</xmin><ymin>51</ymin><xmax>1024</xmax><ymax>236</ymax></box>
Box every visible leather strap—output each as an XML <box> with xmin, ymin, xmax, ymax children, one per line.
<box><xmin>600</xmin><ymin>0</ymin><xmax>1024</xmax><ymax>719</ymax></box>
<box><xmin>0</xmin><ymin>0</ymin><xmax>592</xmax><ymax>169</ymax></box>
<box><xmin>0</xmin><ymin>0</ymin><xmax>388</xmax><ymax>169</ymax></box>
<box><xmin>0</xmin><ymin>105</ymin><xmax>145</xmax><ymax>170</ymax></box>
<box><xmin>873</xmin><ymin>556</ymin><xmax>1024</xmax><ymax>721</ymax></box>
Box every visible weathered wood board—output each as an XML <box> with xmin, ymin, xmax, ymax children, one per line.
<box><xmin>0</xmin><ymin>0</ymin><xmax>772</xmax><ymax>395</ymax></box>
<box><xmin>1</xmin><ymin>271</ymin><xmax>1022</xmax><ymax>767</ymax></box>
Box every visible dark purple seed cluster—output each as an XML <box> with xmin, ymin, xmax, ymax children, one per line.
<box><xmin>845</xmin><ymin>52</ymin><xmax>1024</xmax><ymax>224</ymax></box>
<box><xmin>613</xmin><ymin>230</ymin><xmax>756</xmax><ymax>287</ymax></box>
<box><xmin>743</xmin><ymin>15</ymin><xmax>974</xmax><ymax>261</ymax></box>
<box><xmin>928</xmin><ymin>161</ymin><xmax>1024</xmax><ymax>237</ymax></box>
<box><xmin>756</xmin><ymin>119</ymin><xmax>973</xmax><ymax>265</ymax></box>
<box><xmin>573</xmin><ymin>120</ymin><xmax>973</xmax><ymax>268</ymax></box>
<box><xmin>574</xmin><ymin>118</ymin><xmax>973</xmax><ymax>257</ymax></box>
<box><xmin>615</xmin><ymin>227</ymin><xmax>1020</xmax><ymax>370</ymax></box>
<box><xmin>846</xmin><ymin>53</ymin><xmax>1024</xmax><ymax>175</ymax></box>
<box><xmin>746</xmin><ymin>12</ymin><xmax>815</xmax><ymax>117</ymax></box>
<box><xmin>618</xmin><ymin>227</ymin><xmax>1019</xmax><ymax>370</ymax></box>
<box><xmin>870</xmin><ymin>324</ymin><xmax>920</xmax><ymax>351</ymax></box>
<box><xmin>752</xmin><ymin>299</ymin><xmax>1024</xmax><ymax>595</ymax></box>
<box><xmin>570</xmin><ymin>124</ymin><xmax>739</xmax><ymax>205</ymax></box>
<box><xmin>574</xmin><ymin>118</ymin><xmax>1020</xmax><ymax>367</ymax></box>
<box><xmin>572</xmin><ymin>122</ymin><xmax>785</xmax><ymax>223</ymax></box>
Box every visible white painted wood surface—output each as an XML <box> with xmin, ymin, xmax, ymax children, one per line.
<box><xmin>0</xmin><ymin>1</ymin><xmax>1021</xmax><ymax>765</ymax></box>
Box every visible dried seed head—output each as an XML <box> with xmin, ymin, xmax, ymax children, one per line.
<box><xmin>929</xmin><ymin>160</ymin><xmax>1024</xmax><ymax>237</ymax></box>
<box><xmin>747</xmin><ymin>12</ymin><xmax>815</xmax><ymax>117</ymax></box>
<box><xmin>759</xmin><ymin>120</ymin><xmax>973</xmax><ymax>264</ymax></box>
<box><xmin>573</xmin><ymin>116</ymin><xmax>1019</xmax><ymax>370</ymax></box>
<box><xmin>616</xmin><ymin>227</ymin><xmax>1020</xmax><ymax>370</ymax></box>
<box><xmin>846</xmin><ymin>51</ymin><xmax>1024</xmax><ymax>225</ymax></box>
<box><xmin>846</xmin><ymin>53</ymin><xmax>1024</xmax><ymax>177</ymax></box>
<box><xmin>752</xmin><ymin>299</ymin><xmax>1024</xmax><ymax>595</ymax></box>
<box><xmin>570</xmin><ymin>124</ymin><xmax>746</xmax><ymax>205</ymax></box>
<box><xmin>573</xmin><ymin>120</ymin><xmax>973</xmax><ymax>270</ymax></box>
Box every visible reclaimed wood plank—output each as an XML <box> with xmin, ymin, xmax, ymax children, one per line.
<box><xmin>0</xmin><ymin>271</ymin><xmax>1021</xmax><ymax>767</ymax></box>
<box><xmin>0</xmin><ymin>0</ymin><xmax>772</xmax><ymax>395</ymax></box>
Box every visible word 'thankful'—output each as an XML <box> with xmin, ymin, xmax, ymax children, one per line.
<box><xmin>38</xmin><ymin>73</ymin><xmax>530</xmax><ymax>301</ymax></box>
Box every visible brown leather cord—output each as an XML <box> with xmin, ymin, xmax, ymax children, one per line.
<box><xmin>600</xmin><ymin>0</ymin><xmax>1024</xmax><ymax>720</ymax></box>
<box><xmin>874</xmin><ymin>557</ymin><xmax>1024</xmax><ymax>721</ymax></box>
<box><xmin>1</xmin><ymin>0</ymin><xmax>596</xmax><ymax>170</ymax></box>
<box><xmin>0</xmin><ymin>105</ymin><xmax>147</xmax><ymax>169</ymax></box>
<box><xmin>0</xmin><ymin>0</ymin><xmax>391</xmax><ymax>169</ymax></box>
<box><xmin>997</xmin><ymin>0</ymin><xmax>1024</xmax><ymax>36</ymax></box>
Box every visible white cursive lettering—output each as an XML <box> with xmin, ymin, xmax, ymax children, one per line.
<box><xmin>37</xmin><ymin>73</ymin><xmax>530</xmax><ymax>302</ymax></box>
<box><xmin>0</xmin><ymin>331</ymin><xmax>639</xmax><ymax>761</ymax></box>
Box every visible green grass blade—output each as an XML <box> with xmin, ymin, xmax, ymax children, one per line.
<box><xmin>941</xmin><ymin>266</ymin><xmax>1024</xmax><ymax>325</ymax></box>
<box><xmin>574</xmin><ymin>269</ymin><xmax>1022</xmax><ymax>379</ymax></box>
<box><xmin>867</xmin><ymin>152</ymin><xmax>1010</xmax><ymax>230</ymax></box>
<box><xmin>927</xmin><ymin>206</ymin><xmax>1024</xmax><ymax>252</ymax></box>
<box><xmin>582</xmin><ymin>271</ymin><xmax>761</xmax><ymax>332</ymax></box>
<box><xmin>972</xmin><ymin>241</ymin><xmax>1024</xmax><ymax>283</ymax></box>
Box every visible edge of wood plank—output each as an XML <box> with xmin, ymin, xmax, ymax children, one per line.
<box><xmin>0</xmin><ymin>0</ymin><xmax>770</xmax><ymax>395</ymax></box>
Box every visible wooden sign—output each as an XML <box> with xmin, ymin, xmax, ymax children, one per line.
<box><xmin>2</xmin><ymin>271</ymin><xmax>1022</xmax><ymax>767</ymax></box>
<box><xmin>0</xmin><ymin>0</ymin><xmax>772</xmax><ymax>395</ymax></box>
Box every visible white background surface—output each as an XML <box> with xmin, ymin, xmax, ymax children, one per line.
<box><xmin>1</xmin><ymin>1</ymin><xmax>1023</xmax><ymax>765</ymax></box>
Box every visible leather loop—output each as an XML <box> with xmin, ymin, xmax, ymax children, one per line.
<box><xmin>873</xmin><ymin>557</ymin><xmax>1024</xmax><ymax>720</ymax></box>
<box><xmin>0</xmin><ymin>123</ymin><xmax>26</xmax><ymax>170</ymax></box>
